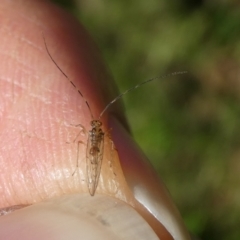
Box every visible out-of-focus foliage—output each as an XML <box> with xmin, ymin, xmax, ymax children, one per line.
<box><xmin>53</xmin><ymin>1</ymin><xmax>240</xmax><ymax>239</ymax></box>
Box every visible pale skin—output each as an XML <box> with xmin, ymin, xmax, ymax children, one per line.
<box><xmin>0</xmin><ymin>0</ymin><xmax>191</xmax><ymax>239</ymax></box>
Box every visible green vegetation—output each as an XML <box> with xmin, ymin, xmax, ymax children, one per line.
<box><xmin>54</xmin><ymin>1</ymin><xmax>240</xmax><ymax>239</ymax></box>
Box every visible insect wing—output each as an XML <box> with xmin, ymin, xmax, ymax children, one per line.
<box><xmin>86</xmin><ymin>132</ymin><xmax>104</xmax><ymax>196</ymax></box>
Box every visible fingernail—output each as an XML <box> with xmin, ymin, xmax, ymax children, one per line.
<box><xmin>110</xmin><ymin>115</ymin><xmax>191</xmax><ymax>240</ymax></box>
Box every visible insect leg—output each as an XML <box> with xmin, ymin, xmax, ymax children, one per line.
<box><xmin>72</xmin><ymin>139</ymin><xmax>84</xmax><ymax>176</ymax></box>
<box><xmin>66</xmin><ymin>124</ymin><xmax>86</xmax><ymax>176</ymax></box>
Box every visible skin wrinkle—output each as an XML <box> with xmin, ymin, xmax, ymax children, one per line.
<box><xmin>0</xmin><ymin>205</ymin><xmax>29</xmax><ymax>216</ymax></box>
<box><xmin>19</xmin><ymin>139</ymin><xmax>41</xmax><ymax>201</ymax></box>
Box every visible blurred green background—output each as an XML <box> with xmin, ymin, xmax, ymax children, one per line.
<box><xmin>54</xmin><ymin>1</ymin><xmax>240</xmax><ymax>239</ymax></box>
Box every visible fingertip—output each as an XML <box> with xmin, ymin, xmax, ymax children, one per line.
<box><xmin>0</xmin><ymin>195</ymin><xmax>159</xmax><ymax>240</ymax></box>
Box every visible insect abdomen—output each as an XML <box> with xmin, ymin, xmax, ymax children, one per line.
<box><xmin>86</xmin><ymin>125</ymin><xmax>104</xmax><ymax>196</ymax></box>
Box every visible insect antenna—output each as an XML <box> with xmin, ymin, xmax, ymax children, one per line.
<box><xmin>98</xmin><ymin>71</ymin><xmax>187</xmax><ymax>120</ymax></box>
<box><xmin>42</xmin><ymin>33</ymin><xmax>94</xmax><ymax>119</ymax></box>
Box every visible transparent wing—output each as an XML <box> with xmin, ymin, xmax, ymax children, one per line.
<box><xmin>86</xmin><ymin>133</ymin><xmax>104</xmax><ymax>196</ymax></box>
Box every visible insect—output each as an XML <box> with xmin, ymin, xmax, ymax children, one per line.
<box><xmin>43</xmin><ymin>35</ymin><xmax>187</xmax><ymax>196</ymax></box>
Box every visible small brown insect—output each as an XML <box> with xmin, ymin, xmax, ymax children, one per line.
<box><xmin>43</xmin><ymin>34</ymin><xmax>187</xmax><ymax>196</ymax></box>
